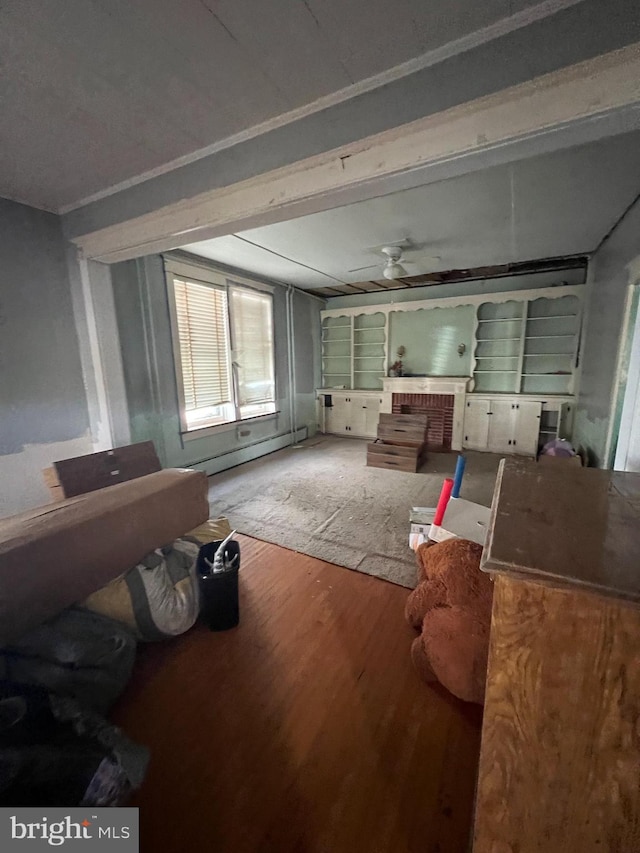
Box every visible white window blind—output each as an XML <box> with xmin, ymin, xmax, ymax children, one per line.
<box><xmin>173</xmin><ymin>277</ymin><xmax>232</xmax><ymax>414</ymax></box>
<box><xmin>230</xmin><ymin>287</ymin><xmax>275</xmax><ymax>407</ymax></box>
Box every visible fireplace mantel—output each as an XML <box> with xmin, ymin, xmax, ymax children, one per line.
<box><xmin>382</xmin><ymin>376</ymin><xmax>472</xmax><ymax>395</ymax></box>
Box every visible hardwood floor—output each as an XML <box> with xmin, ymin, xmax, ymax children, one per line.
<box><xmin>112</xmin><ymin>536</ymin><xmax>482</xmax><ymax>853</ymax></box>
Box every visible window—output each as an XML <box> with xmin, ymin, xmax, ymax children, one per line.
<box><xmin>166</xmin><ymin>258</ymin><xmax>276</xmax><ymax>432</ymax></box>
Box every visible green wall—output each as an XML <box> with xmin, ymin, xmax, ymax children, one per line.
<box><xmin>388</xmin><ymin>305</ymin><xmax>474</xmax><ymax>377</ymax></box>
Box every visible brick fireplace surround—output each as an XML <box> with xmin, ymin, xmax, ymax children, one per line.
<box><xmin>392</xmin><ymin>393</ymin><xmax>454</xmax><ymax>450</ymax></box>
<box><xmin>381</xmin><ymin>377</ymin><xmax>471</xmax><ymax>452</ymax></box>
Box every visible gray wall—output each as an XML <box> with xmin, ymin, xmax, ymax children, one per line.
<box><xmin>0</xmin><ymin>198</ymin><xmax>91</xmax><ymax>517</ymax></box>
<box><xmin>574</xmin><ymin>196</ymin><xmax>640</xmax><ymax>467</ymax></box>
<box><xmin>111</xmin><ymin>256</ymin><xmax>322</xmax><ymax>475</ymax></box>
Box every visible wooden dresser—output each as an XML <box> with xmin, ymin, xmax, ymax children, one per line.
<box><xmin>473</xmin><ymin>458</ymin><xmax>640</xmax><ymax>853</ymax></box>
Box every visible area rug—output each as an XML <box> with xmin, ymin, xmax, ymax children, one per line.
<box><xmin>207</xmin><ymin>436</ymin><xmax>500</xmax><ymax>588</ymax></box>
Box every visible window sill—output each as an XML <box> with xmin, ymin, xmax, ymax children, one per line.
<box><xmin>181</xmin><ymin>411</ymin><xmax>280</xmax><ymax>442</ymax></box>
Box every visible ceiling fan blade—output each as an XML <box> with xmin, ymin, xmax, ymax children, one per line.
<box><xmin>404</xmin><ymin>254</ymin><xmax>440</xmax><ymax>265</ymax></box>
<box><xmin>349</xmin><ymin>253</ymin><xmax>439</xmax><ymax>277</ymax></box>
<box><xmin>347</xmin><ymin>263</ymin><xmax>381</xmax><ymax>274</ymax></box>
<box><xmin>400</xmin><ymin>256</ymin><xmax>441</xmax><ymax>275</ymax></box>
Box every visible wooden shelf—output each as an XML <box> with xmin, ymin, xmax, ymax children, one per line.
<box><xmin>525</xmin><ymin>334</ymin><xmax>575</xmax><ymax>340</ymax></box>
<box><xmin>475</xmin><ymin>370</ymin><xmax>518</xmax><ymax>374</ymax></box>
<box><xmin>354</xmin><ymin>326</ymin><xmax>385</xmax><ymax>331</ymax></box>
<box><xmin>522</xmin><ymin>373</ymin><xmax>571</xmax><ymax>377</ymax></box>
<box><xmin>478</xmin><ymin>318</ymin><xmax>522</xmax><ymax>323</ymax></box>
<box><xmin>477</xmin><ymin>337</ymin><xmax>520</xmax><ymax>342</ymax></box>
<box><xmin>476</xmin><ymin>356</ymin><xmax>518</xmax><ymax>359</ymax></box>
<box><xmin>527</xmin><ymin>314</ymin><xmax>577</xmax><ymax>320</ymax></box>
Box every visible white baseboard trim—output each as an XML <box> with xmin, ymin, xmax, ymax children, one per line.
<box><xmin>190</xmin><ymin>427</ymin><xmax>308</xmax><ymax>477</ymax></box>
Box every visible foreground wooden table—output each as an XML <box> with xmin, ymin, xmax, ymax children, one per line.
<box><xmin>473</xmin><ymin>458</ymin><xmax>640</xmax><ymax>853</ymax></box>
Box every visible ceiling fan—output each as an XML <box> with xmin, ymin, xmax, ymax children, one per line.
<box><xmin>348</xmin><ymin>241</ymin><xmax>440</xmax><ymax>280</ymax></box>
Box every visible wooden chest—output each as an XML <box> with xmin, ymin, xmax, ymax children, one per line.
<box><xmin>366</xmin><ymin>440</ymin><xmax>426</xmax><ymax>472</ymax></box>
<box><xmin>376</xmin><ymin>412</ymin><xmax>429</xmax><ymax>445</ymax></box>
<box><xmin>366</xmin><ymin>412</ymin><xmax>429</xmax><ymax>472</ymax></box>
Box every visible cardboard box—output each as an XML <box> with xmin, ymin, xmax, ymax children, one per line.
<box><xmin>409</xmin><ymin>506</ymin><xmax>436</xmax><ymax>550</ymax></box>
<box><xmin>429</xmin><ymin>498</ymin><xmax>491</xmax><ymax>546</ymax></box>
<box><xmin>0</xmin><ymin>468</ymin><xmax>209</xmax><ymax>644</ymax></box>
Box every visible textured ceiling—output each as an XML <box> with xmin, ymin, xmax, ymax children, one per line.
<box><xmin>0</xmin><ymin>0</ymin><xmax>543</xmax><ymax>211</ymax></box>
<box><xmin>182</xmin><ymin>131</ymin><xmax>640</xmax><ymax>296</ymax></box>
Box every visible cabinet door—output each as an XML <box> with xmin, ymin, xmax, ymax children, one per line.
<box><xmin>362</xmin><ymin>396</ymin><xmax>382</xmax><ymax>437</ymax></box>
<box><xmin>463</xmin><ymin>399</ymin><xmax>491</xmax><ymax>450</ymax></box>
<box><xmin>347</xmin><ymin>396</ymin><xmax>381</xmax><ymax>437</ymax></box>
<box><xmin>558</xmin><ymin>402</ymin><xmax>574</xmax><ymax>441</ymax></box>
<box><xmin>487</xmin><ymin>400</ymin><xmax>516</xmax><ymax>454</ymax></box>
<box><xmin>512</xmin><ymin>401</ymin><xmax>542</xmax><ymax>457</ymax></box>
<box><xmin>349</xmin><ymin>401</ymin><xmax>367</xmax><ymax>436</ymax></box>
<box><xmin>324</xmin><ymin>394</ymin><xmax>350</xmax><ymax>434</ymax></box>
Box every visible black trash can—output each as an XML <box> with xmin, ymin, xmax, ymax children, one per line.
<box><xmin>197</xmin><ymin>540</ymin><xmax>241</xmax><ymax>631</ymax></box>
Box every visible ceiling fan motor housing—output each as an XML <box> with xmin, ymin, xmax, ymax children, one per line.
<box><xmin>381</xmin><ymin>246</ymin><xmax>404</xmax><ymax>262</ymax></box>
<box><xmin>381</xmin><ymin>246</ymin><xmax>407</xmax><ymax>279</ymax></box>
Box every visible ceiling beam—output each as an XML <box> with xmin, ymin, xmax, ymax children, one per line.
<box><xmin>73</xmin><ymin>42</ymin><xmax>640</xmax><ymax>264</ymax></box>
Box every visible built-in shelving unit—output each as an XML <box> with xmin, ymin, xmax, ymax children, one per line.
<box><xmin>472</xmin><ymin>294</ymin><xmax>581</xmax><ymax>394</ymax></box>
<box><xmin>473</xmin><ymin>301</ymin><xmax>524</xmax><ymax>393</ymax></box>
<box><xmin>321</xmin><ymin>284</ymin><xmax>583</xmax><ymax>398</ymax></box>
<box><xmin>321</xmin><ymin>312</ymin><xmax>387</xmax><ymax>390</ymax></box>
<box><xmin>321</xmin><ymin>315</ymin><xmax>352</xmax><ymax>388</ymax></box>
<box><xmin>352</xmin><ymin>313</ymin><xmax>386</xmax><ymax>390</ymax></box>
<box><xmin>521</xmin><ymin>295</ymin><xmax>580</xmax><ymax>394</ymax></box>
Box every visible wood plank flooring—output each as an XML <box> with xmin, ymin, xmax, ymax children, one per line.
<box><xmin>112</xmin><ymin>536</ymin><xmax>482</xmax><ymax>853</ymax></box>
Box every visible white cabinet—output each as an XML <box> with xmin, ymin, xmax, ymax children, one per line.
<box><xmin>539</xmin><ymin>402</ymin><xmax>574</xmax><ymax>447</ymax></box>
<box><xmin>318</xmin><ymin>391</ymin><xmax>382</xmax><ymax>438</ymax></box>
<box><xmin>464</xmin><ymin>399</ymin><xmax>491</xmax><ymax>450</ymax></box>
<box><xmin>324</xmin><ymin>394</ymin><xmax>350</xmax><ymax>434</ymax></box>
<box><xmin>463</xmin><ymin>397</ymin><xmax>542</xmax><ymax>457</ymax></box>
<box><xmin>487</xmin><ymin>399</ymin><xmax>518</xmax><ymax>453</ymax></box>
<box><xmin>350</xmin><ymin>396</ymin><xmax>382</xmax><ymax>436</ymax></box>
<box><xmin>511</xmin><ymin>401</ymin><xmax>543</xmax><ymax>455</ymax></box>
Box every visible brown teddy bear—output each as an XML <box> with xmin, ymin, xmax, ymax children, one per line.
<box><xmin>405</xmin><ymin>538</ymin><xmax>493</xmax><ymax>704</ymax></box>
